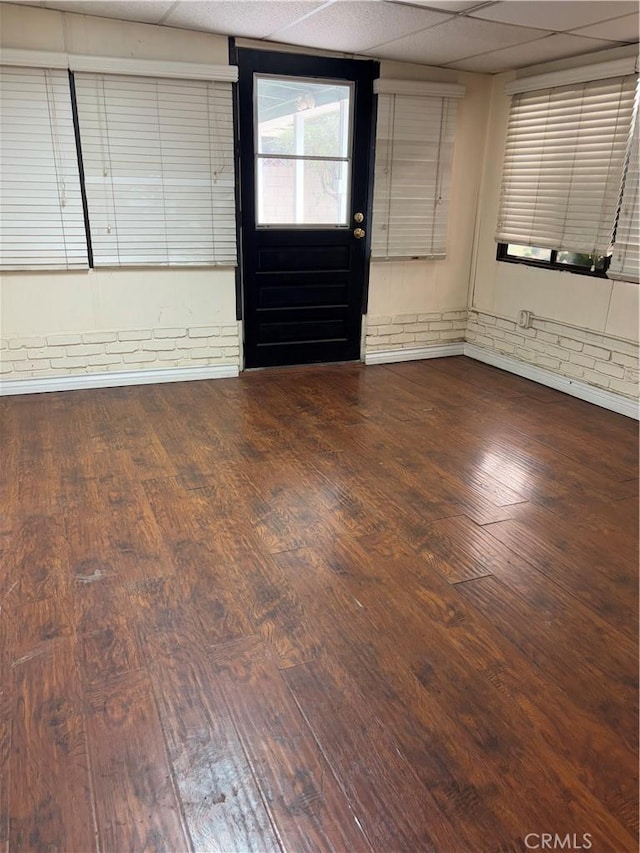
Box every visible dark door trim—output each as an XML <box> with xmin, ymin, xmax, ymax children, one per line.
<box><xmin>228</xmin><ymin>37</ymin><xmax>244</xmax><ymax>323</ymax></box>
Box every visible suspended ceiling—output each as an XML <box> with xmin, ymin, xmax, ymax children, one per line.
<box><xmin>8</xmin><ymin>0</ymin><xmax>640</xmax><ymax>72</ymax></box>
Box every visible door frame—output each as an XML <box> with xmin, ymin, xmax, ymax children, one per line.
<box><xmin>229</xmin><ymin>39</ymin><xmax>379</xmax><ymax>369</ymax></box>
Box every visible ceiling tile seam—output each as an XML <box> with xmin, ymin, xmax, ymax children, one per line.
<box><xmin>440</xmin><ymin>32</ymin><xmax>631</xmax><ymax>67</ymax></box>
<box><xmin>564</xmin><ymin>11</ymin><xmax>640</xmax><ymax>35</ymax></box>
<box><xmin>385</xmin><ymin>0</ymin><xmax>495</xmax><ymax>17</ymax></box>
<box><xmin>158</xmin><ymin>0</ymin><xmax>181</xmax><ymax>27</ymax></box>
<box><xmin>362</xmin><ymin>11</ymin><xmax>638</xmax><ymax>58</ymax></box>
<box><xmin>363</xmin><ymin>15</ymin><xmax>557</xmax><ymax>55</ymax></box>
<box><xmin>361</xmin><ymin>13</ymin><xmax>471</xmax><ymax>53</ymax></box>
<box><xmin>464</xmin><ymin>9</ymin><xmax>639</xmax><ymax>35</ymax></box>
<box><xmin>456</xmin><ymin>1</ymin><xmax>498</xmax><ymax>15</ymax></box>
<box><xmin>265</xmin><ymin>0</ymin><xmax>340</xmax><ymax>40</ymax></box>
<box><xmin>439</xmin><ymin>34</ymin><xmax>555</xmax><ymax>68</ymax></box>
<box><xmin>458</xmin><ymin>18</ymin><xmax>576</xmax><ymax>35</ymax></box>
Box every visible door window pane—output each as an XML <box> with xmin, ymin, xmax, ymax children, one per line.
<box><xmin>255</xmin><ymin>76</ymin><xmax>352</xmax><ymax>226</ymax></box>
<box><xmin>256</xmin><ymin>78</ymin><xmax>351</xmax><ymax>158</ymax></box>
<box><xmin>257</xmin><ymin>158</ymin><xmax>349</xmax><ymax>226</ymax></box>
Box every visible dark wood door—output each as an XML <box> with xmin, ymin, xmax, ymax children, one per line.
<box><xmin>237</xmin><ymin>48</ymin><xmax>377</xmax><ymax>368</ymax></box>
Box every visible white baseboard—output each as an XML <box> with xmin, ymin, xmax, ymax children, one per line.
<box><xmin>365</xmin><ymin>342</ymin><xmax>465</xmax><ymax>365</ymax></box>
<box><xmin>464</xmin><ymin>343</ymin><xmax>639</xmax><ymax>420</ymax></box>
<box><xmin>0</xmin><ymin>363</ymin><xmax>239</xmax><ymax>396</ymax></box>
<box><xmin>2</xmin><ymin>344</ymin><xmax>636</xmax><ymax>420</ymax></box>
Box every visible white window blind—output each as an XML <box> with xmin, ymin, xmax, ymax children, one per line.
<box><xmin>372</xmin><ymin>85</ymin><xmax>460</xmax><ymax>260</ymax></box>
<box><xmin>74</xmin><ymin>73</ymin><xmax>236</xmax><ymax>267</ymax></box>
<box><xmin>609</xmin><ymin>116</ymin><xmax>639</xmax><ymax>282</ymax></box>
<box><xmin>496</xmin><ymin>74</ymin><xmax>637</xmax><ymax>256</ymax></box>
<box><xmin>0</xmin><ymin>66</ymin><xmax>88</xmax><ymax>270</ymax></box>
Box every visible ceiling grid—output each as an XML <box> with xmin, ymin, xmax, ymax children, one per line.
<box><xmin>12</xmin><ymin>0</ymin><xmax>639</xmax><ymax>72</ymax></box>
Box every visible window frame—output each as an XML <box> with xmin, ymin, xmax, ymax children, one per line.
<box><xmin>496</xmin><ymin>242</ymin><xmax>611</xmax><ymax>279</ymax></box>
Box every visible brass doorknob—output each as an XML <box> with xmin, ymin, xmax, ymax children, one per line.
<box><xmin>353</xmin><ymin>227</ymin><xmax>366</xmax><ymax>239</ymax></box>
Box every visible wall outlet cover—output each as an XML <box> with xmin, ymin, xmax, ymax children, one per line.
<box><xmin>518</xmin><ymin>310</ymin><xmax>533</xmax><ymax>329</ymax></box>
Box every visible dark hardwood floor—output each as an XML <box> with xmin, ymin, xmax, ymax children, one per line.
<box><xmin>0</xmin><ymin>356</ymin><xmax>638</xmax><ymax>852</ymax></box>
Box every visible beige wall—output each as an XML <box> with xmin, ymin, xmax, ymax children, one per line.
<box><xmin>367</xmin><ymin>62</ymin><xmax>491</xmax><ymax>325</ymax></box>
<box><xmin>1</xmin><ymin>268</ymin><xmax>236</xmax><ymax>338</ymax></box>
<box><xmin>0</xmin><ymin>2</ymin><xmax>229</xmax><ymax>62</ymax></box>
<box><xmin>0</xmin><ymin>2</ymin><xmax>238</xmax><ymax>380</ymax></box>
<box><xmin>0</xmin><ymin>3</ymin><xmax>489</xmax><ymax>381</ymax></box>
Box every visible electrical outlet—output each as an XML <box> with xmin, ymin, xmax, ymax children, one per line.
<box><xmin>518</xmin><ymin>310</ymin><xmax>533</xmax><ymax>329</ymax></box>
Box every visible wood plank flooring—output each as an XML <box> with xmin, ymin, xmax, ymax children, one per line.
<box><xmin>1</xmin><ymin>356</ymin><xmax>638</xmax><ymax>852</ymax></box>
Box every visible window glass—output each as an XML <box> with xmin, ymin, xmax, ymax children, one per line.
<box><xmin>506</xmin><ymin>244</ymin><xmax>552</xmax><ymax>262</ymax></box>
<box><xmin>257</xmin><ymin>158</ymin><xmax>349</xmax><ymax>226</ymax></box>
<box><xmin>256</xmin><ymin>78</ymin><xmax>350</xmax><ymax>158</ymax></box>
<box><xmin>499</xmin><ymin>243</ymin><xmax>611</xmax><ymax>277</ymax></box>
<box><xmin>556</xmin><ymin>251</ymin><xmax>607</xmax><ymax>270</ymax></box>
<box><xmin>255</xmin><ymin>76</ymin><xmax>352</xmax><ymax>227</ymax></box>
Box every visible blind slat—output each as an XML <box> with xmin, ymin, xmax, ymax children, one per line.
<box><xmin>609</xmin><ymin>118</ymin><xmax>639</xmax><ymax>282</ymax></box>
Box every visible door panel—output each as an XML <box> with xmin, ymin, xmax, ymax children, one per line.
<box><xmin>257</xmin><ymin>244</ymin><xmax>351</xmax><ymax>273</ymax></box>
<box><xmin>260</xmin><ymin>283</ymin><xmax>349</xmax><ymax>309</ymax></box>
<box><xmin>237</xmin><ymin>49</ymin><xmax>378</xmax><ymax>369</ymax></box>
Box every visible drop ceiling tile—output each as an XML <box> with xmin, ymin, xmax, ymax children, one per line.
<box><xmin>165</xmin><ymin>1</ymin><xmax>325</xmax><ymax>38</ymax></box>
<box><xmin>267</xmin><ymin>0</ymin><xmax>452</xmax><ymax>53</ymax></box>
<box><xmin>569</xmin><ymin>12</ymin><xmax>639</xmax><ymax>43</ymax></box>
<box><xmin>447</xmin><ymin>32</ymin><xmax>620</xmax><ymax>72</ymax></box>
<box><xmin>41</xmin><ymin>0</ymin><xmax>174</xmax><ymax>23</ymax></box>
<box><xmin>365</xmin><ymin>15</ymin><xmax>546</xmax><ymax>64</ymax></box>
<box><xmin>469</xmin><ymin>1</ymin><xmax>639</xmax><ymax>33</ymax></box>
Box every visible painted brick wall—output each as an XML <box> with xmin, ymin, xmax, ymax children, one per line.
<box><xmin>365</xmin><ymin>309</ymin><xmax>467</xmax><ymax>353</ymax></box>
<box><xmin>0</xmin><ymin>324</ymin><xmax>240</xmax><ymax>380</ymax></box>
<box><xmin>3</xmin><ymin>310</ymin><xmax>637</xmax><ymax>403</ymax></box>
<box><xmin>467</xmin><ymin>310</ymin><xmax>639</xmax><ymax>399</ymax></box>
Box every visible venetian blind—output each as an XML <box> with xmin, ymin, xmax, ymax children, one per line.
<box><xmin>372</xmin><ymin>80</ymin><xmax>463</xmax><ymax>260</ymax></box>
<box><xmin>74</xmin><ymin>72</ymin><xmax>236</xmax><ymax>266</ymax></box>
<box><xmin>496</xmin><ymin>74</ymin><xmax>637</xmax><ymax>255</ymax></box>
<box><xmin>0</xmin><ymin>66</ymin><xmax>88</xmax><ymax>270</ymax></box>
<box><xmin>609</xmin><ymin>116</ymin><xmax>639</xmax><ymax>282</ymax></box>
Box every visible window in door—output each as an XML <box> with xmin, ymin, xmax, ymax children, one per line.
<box><xmin>254</xmin><ymin>76</ymin><xmax>353</xmax><ymax>227</ymax></box>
